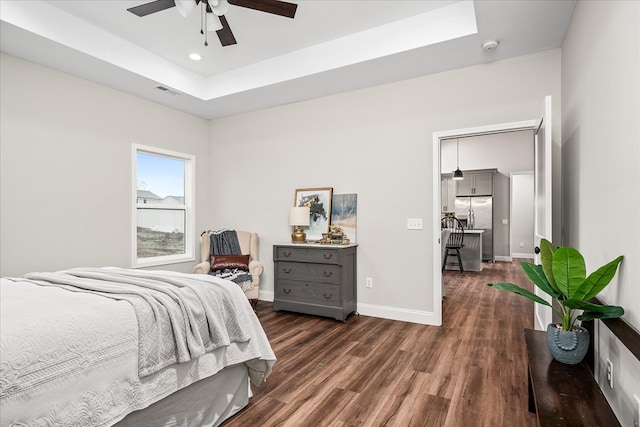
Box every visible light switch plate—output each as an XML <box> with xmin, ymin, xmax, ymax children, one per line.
<box><xmin>407</xmin><ymin>218</ymin><xmax>423</xmax><ymax>230</ymax></box>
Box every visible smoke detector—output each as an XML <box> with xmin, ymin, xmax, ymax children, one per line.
<box><xmin>482</xmin><ymin>40</ymin><xmax>499</xmax><ymax>51</ymax></box>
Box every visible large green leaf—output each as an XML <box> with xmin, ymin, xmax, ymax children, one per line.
<box><xmin>572</xmin><ymin>256</ymin><xmax>624</xmax><ymax>301</ymax></box>
<box><xmin>520</xmin><ymin>262</ymin><xmax>562</xmax><ymax>299</ymax></box>
<box><xmin>488</xmin><ymin>282</ymin><xmax>552</xmax><ymax>306</ymax></box>
<box><xmin>563</xmin><ymin>299</ymin><xmax>624</xmax><ymax>321</ymax></box>
<box><xmin>552</xmin><ymin>247</ymin><xmax>586</xmax><ymax>299</ymax></box>
<box><xmin>539</xmin><ymin>238</ymin><xmax>558</xmax><ymax>291</ymax></box>
<box><xmin>579</xmin><ymin>308</ymin><xmax>625</xmax><ymax>321</ymax></box>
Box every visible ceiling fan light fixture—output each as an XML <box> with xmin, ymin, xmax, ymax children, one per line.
<box><xmin>212</xmin><ymin>0</ymin><xmax>229</xmax><ymax>16</ymax></box>
<box><xmin>176</xmin><ymin>0</ymin><xmax>196</xmax><ymax>18</ymax></box>
<box><xmin>127</xmin><ymin>0</ymin><xmax>296</xmax><ymax>47</ymax></box>
<box><xmin>206</xmin><ymin>12</ymin><xmax>223</xmax><ymax>31</ymax></box>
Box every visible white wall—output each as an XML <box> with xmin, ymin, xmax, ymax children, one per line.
<box><xmin>493</xmin><ymin>171</ymin><xmax>510</xmax><ymax>260</ymax></box>
<box><xmin>562</xmin><ymin>1</ymin><xmax>640</xmax><ymax>424</ymax></box>
<box><xmin>208</xmin><ymin>49</ymin><xmax>561</xmax><ymax>323</ymax></box>
<box><xmin>511</xmin><ymin>173</ymin><xmax>534</xmax><ymax>258</ymax></box>
<box><xmin>440</xmin><ymin>131</ymin><xmax>534</xmax><ymax>174</ymax></box>
<box><xmin>0</xmin><ymin>53</ymin><xmax>211</xmax><ymax>277</ymax></box>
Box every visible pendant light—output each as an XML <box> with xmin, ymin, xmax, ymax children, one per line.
<box><xmin>452</xmin><ymin>138</ymin><xmax>464</xmax><ymax>180</ymax></box>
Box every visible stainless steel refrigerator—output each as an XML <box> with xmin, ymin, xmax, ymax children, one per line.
<box><xmin>454</xmin><ymin>196</ymin><xmax>493</xmax><ymax>262</ymax></box>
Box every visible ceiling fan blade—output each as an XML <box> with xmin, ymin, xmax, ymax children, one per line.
<box><xmin>229</xmin><ymin>0</ymin><xmax>297</xmax><ymax>18</ymax></box>
<box><xmin>216</xmin><ymin>15</ymin><xmax>237</xmax><ymax>46</ymax></box>
<box><xmin>127</xmin><ymin>0</ymin><xmax>176</xmax><ymax>17</ymax></box>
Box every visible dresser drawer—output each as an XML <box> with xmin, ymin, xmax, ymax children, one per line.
<box><xmin>275</xmin><ymin>261</ymin><xmax>341</xmax><ymax>284</ymax></box>
<box><xmin>274</xmin><ymin>246</ymin><xmax>341</xmax><ymax>265</ymax></box>
<box><xmin>274</xmin><ymin>280</ymin><xmax>341</xmax><ymax>307</ymax></box>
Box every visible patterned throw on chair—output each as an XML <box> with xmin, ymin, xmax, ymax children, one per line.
<box><xmin>208</xmin><ymin>229</ymin><xmax>254</xmax><ymax>291</ymax></box>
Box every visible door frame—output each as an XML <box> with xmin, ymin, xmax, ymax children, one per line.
<box><xmin>533</xmin><ymin>95</ymin><xmax>554</xmax><ymax>330</ymax></box>
<box><xmin>432</xmin><ymin>120</ymin><xmax>539</xmax><ymax>326</ymax></box>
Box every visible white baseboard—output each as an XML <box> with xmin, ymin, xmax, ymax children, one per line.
<box><xmin>356</xmin><ymin>303</ymin><xmax>439</xmax><ymax>325</ymax></box>
<box><xmin>260</xmin><ymin>292</ymin><xmax>439</xmax><ymax>326</ymax></box>
<box><xmin>258</xmin><ymin>290</ymin><xmax>274</xmax><ymax>302</ymax></box>
<box><xmin>513</xmin><ymin>252</ymin><xmax>535</xmax><ymax>259</ymax></box>
<box><xmin>494</xmin><ymin>256</ymin><xmax>512</xmax><ymax>262</ymax></box>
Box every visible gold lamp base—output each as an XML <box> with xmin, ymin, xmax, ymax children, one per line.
<box><xmin>291</xmin><ymin>226</ymin><xmax>307</xmax><ymax>243</ymax></box>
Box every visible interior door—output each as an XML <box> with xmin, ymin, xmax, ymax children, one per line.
<box><xmin>533</xmin><ymin>95</ymin><xmax>553</xmax><ymax>331</ymax></box>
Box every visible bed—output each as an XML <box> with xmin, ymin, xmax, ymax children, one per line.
<box><xmin>0</xmin><ymin>267</ymin><xmax>276</xmax><ymax>427</ymax></box>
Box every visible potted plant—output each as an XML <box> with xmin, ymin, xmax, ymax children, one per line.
<box><xmin>488</xmin><ymin>238</ymin><xmax>624</xmax><ymax>364</ymax></box>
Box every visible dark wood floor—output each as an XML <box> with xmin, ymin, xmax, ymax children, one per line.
<box><xmin>224</xmin><ymin>260</ymin><xmax>535</xmax><ymax>427</ymax></box>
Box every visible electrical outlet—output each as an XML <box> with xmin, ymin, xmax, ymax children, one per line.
<box><xmin>519</xmin><ymin>242</ymin><xmax>525</xmax><ymax>248</ymax></box>
<box><xmin>633</xmin><ymin>394</ymin><xmax>639</xmax><ymax>427</ymax></box>
<box><xmin>366</xmin><ymin>277</ymin><xmax>373</xmax><ymax>288</ymax></box>
<box><xmin>606</xmin><ymin>359</ymin><xmax>614</xmax><ymax>389</ymax></box>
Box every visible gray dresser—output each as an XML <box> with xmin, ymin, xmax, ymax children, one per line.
<box><xmin>273</xmin><ymin>243</ymin><xmax>357</xmax><ymax>321</ymax></box>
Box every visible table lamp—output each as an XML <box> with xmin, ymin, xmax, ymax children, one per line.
<box><xmin>289</xmin><ymin>206</ymin><xmax>310</xmax><ymax>243</ymax></box>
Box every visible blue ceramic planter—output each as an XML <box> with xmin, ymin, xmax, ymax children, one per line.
<box><xmin>546</xmin><ymin>322</ymin><xmax>589</xmax><ymax>365</ymax></box>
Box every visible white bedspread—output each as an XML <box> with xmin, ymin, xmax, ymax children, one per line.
<box><xmin>0</xmin><ymin>268</ymin><xmax>276</xmax><ymax>427</ymax></box>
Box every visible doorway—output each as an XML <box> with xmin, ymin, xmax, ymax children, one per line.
<box><xmin>431</xmin><ymin>120</ymin><xmax>539</xmax><ymax>326</ymax></box>
<box><xmin>440</xmin><ymin>131</ymin><xmax>535</xmax><ymax>262</ymax></box>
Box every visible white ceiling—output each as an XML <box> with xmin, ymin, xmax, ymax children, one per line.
<box><xmin>0</xmin><ymin>0</ymin><xmax>576</xmax><ymax>119</ymax></box>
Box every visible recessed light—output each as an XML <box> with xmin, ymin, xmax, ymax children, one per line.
<box><xmin>189</xmin><ymin>53</ymin><xmax>202</xmax><ymax>61</ymax></box>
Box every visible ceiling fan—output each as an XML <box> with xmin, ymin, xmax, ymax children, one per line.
<box><xmin>127</xmin><ymin>0</ymin><xmax>298</xmax><ymax>47</ymax></box>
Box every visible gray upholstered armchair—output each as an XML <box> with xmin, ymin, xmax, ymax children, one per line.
<box><xmin>193</xmin><ymin>231</ymin><xmax>263</xmax><ymax>304</ymax></box>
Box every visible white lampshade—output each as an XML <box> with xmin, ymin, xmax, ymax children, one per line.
<box><xmin>289</xmin><ymin>206</ymin><xmax>310</xmax><ymax>226</ymax></box>
<box><xmin>175</xmin><ymin>0</ymin><xmax>196</xmax><ymax>18</ymax></box>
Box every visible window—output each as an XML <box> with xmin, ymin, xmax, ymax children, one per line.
<box><xmin>133</xmin><ymin>144</ymin><xmax>194</xmax><ymax>267</ymax></box>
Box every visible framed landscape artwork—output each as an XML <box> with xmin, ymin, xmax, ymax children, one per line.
<box><xmin>294</xmin><ymin>187</ymin><xmax>333</xmax><ymax>241</ymax></box>
<box><xmin>331</xmin><ymin>194</ymin><xmax>357</xmax><ymax>243</ymax></box>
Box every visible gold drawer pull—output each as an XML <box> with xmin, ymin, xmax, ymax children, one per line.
<box><xmin>323</xmin><ymin>253</ymin><xmax>333</xmax><ymax>259</ymax></box>
<box><xmin>323</xmin><ymin>292</ymin><xmax>333</xmax><ymax>299</ymax></box>
<box><xmin>323</xmin><ymin>271</ymin><xmax>333</xmax><ymax>277</ymax></box>
<box><xmin>283</xmin><ymin>251</ymin><xmax>292</xmax><ymax>257</ymax></box>
<box><xmin>282</xmin><ymin>268</ymin><xmax>291</xmax><ymax>273</ymax></box>
<box><xmin>283</xmin><ymin>288</ymin><xmax>292</xmax><ymax>294</ymax></box>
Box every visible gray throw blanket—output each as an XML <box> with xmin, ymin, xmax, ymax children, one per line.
<box><xmin>208</xmin><ymin>229</ymin><xmax>253</xmax><ymax>289</ymax></box>
<box><xmin>209</xmin><ymin>229</ymin><xmax>243</xmax><ymax>256</ymax></box>
<box><xmin>23</xmin><ymin>268</ymin><xmax>251</xmax><ymax>377</ymax></box>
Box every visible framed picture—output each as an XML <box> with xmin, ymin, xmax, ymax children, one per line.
<box><xmin>294</xmin><ymin>187</ymin><xmax>333</xmax><ymax>241</ymax></box>
<box><xmin>331</xmin><ymin>193</ymin><xmax>357</xmax><ymax>243</ymax></box>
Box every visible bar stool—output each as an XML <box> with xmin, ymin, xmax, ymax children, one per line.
<box><xmin>441</xmin><ymin>216</ymin><xmax>465</xmax><ymax>272</ymax></box>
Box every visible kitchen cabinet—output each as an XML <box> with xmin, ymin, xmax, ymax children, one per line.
<box><xmin>441</xmin><ymin>174</ymin><xmax>456</xmax><ymax>212</ymax></box>
<box><xmin>456</xmin><ymin>171</ymin><xmax>494</xmax><ymax>196</ymax></box>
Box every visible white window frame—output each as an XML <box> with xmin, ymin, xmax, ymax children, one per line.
<box><xmin>132</xmin><ymin>144</ymin><xmax>195</xmax><ymax>268</ymax></box>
